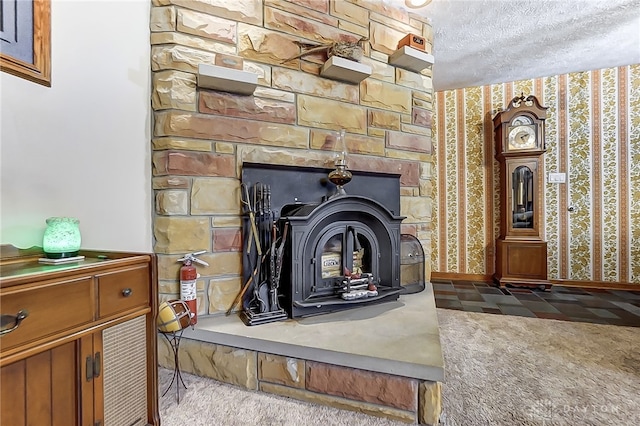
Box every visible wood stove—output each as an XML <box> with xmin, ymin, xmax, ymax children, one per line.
<box><xmin>240</xmin><ymin>163</ymin><xmax>405</xmax><ymax>321</ymax></box>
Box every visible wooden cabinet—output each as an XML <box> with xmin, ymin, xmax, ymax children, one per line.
<box><xmin>0</xmin><ymin>247</ymin><xmax>159</xmax><ymax>426</ymax></box>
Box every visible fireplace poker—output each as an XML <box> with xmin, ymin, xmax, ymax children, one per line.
<box><xmin>254</xmin><ymin>183</ymin><xmax>265</xmax><ymax>283</ymax></box>
<box><xmin>263</xmin><ymin>184</ymin><xmax>272</xmax><ymax>255</ymax></box>
<box><xmin>270</xmin><ymin>222</ymin><xmax>288</xmax><ymax>310</ymax></box>
<box><xmin>257</xmin><ymin>183</ymin><xmax>266</xmax><ymax>263</ymax></box>
<box><xmin>268</xmin><ymin>224</ymin><xmax>277</xmax><ymax>311</ymax></box>
<box><xmin>252</xmin><ymin>182</ymin><xmax>262</xmax><ymax>250</ymax></box>
<box><xmin>225</xmin><ymin>251</ymin><xmax>270</xmax><ymax>316</ymax></box>
<box><xmin>240</xmin><ymin>183</ymin><xmax>263</xmax><ymax>315</ymax></box>
<box><xmin>253</xmin><ymin>182</ymin><xmax>271</xmax><ymax>313</ymax></box>
<box><xmin>240</xmin><ymin>184</ymin><xmax>262</xmax><ymax>258</ymax></box>
<box><xmin>266</xmin><ymin>184</ymin><xmax>273</xmax><ymax>239</ymax></box>
<box><xmin>266</xmin><ymin>186</ymin><xmax>277</xmax><ymax>310</ymax></box>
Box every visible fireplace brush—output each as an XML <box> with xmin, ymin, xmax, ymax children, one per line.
<box><xmin>254</xmin><ymin>183</ymin><xmax>272</xmax><ymax>313</ymax></box>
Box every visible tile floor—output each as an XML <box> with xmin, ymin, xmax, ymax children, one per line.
<box><xmin>433</xmin><ymin>279</ymin><xmax>640</xmax><ymax>327</ymax></box>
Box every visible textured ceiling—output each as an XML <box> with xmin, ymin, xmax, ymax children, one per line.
<box><xmin>402</xmin><ymin>0</ymin><xmax>640</xmax><ymax>91</ymax></box>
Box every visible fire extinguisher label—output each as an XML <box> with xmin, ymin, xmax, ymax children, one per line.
<box><xmin>180</xmin><ymin>280</ymin><xmax>197</xmax><ymax>300</ymax></box>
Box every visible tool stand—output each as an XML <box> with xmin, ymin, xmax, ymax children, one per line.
<box><xmin>240</xmin><ymin>306</ymin><xmax>288</xmax><ymax>326</ymax></box>
<box><xmin>161</xmin><ymin>329</ymin><xmax>187</xmax><ymax>403</ymax></box>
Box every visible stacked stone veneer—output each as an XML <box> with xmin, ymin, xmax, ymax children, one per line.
<box><xmin>151</xmin><ymin>0</ymin><xmax>435</xmax><ymax>315</ymax></box>
<box><xmin>151</xmin><ymin>1</ymin><xmax>438</xmax><ymax>422</ymax></box>
<box><xmin>158</xmin><ymin>337</ymin><xmax>442</xmax><ymax>424</ymax></box>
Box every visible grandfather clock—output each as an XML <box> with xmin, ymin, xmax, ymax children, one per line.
<box><xmin>493</xmin><ymin>94</ymin><xmax>551</xmax><ymax>289</ymax></box>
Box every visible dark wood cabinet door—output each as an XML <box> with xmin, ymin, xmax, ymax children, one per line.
<box><xmin>0</xmin><ymin>358</ymin><xmax>26</xmax><ymax>426</ymax></box>
<box><xmin>1</xmin><ymin>341</ymin><xmax>80</xmax><ymax>426</ymax></box>
<box><xmin>51</xmin><ymin>342</ymin><xmax>79</xmax><ymax>426</ymax></box>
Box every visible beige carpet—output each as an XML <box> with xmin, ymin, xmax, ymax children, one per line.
<box><xmin>159</xmin><ymin>309</ymin><xmax>640</xmax><ymax>425</ymax></box>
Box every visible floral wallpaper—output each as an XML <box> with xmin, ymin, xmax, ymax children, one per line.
<box><xmin>433</xmin><ymin>65</ymin><xmax>639</xmax><ymax>284</ymax></box>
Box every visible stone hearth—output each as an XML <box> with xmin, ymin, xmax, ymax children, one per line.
<box><xmin>158</xmin><ymin>284</ymin><xmax>443</xmax><ymax>425</ymax></box>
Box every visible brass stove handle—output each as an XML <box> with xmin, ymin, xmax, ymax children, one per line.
<box><xmin>0</xmin><ymin>310</ymin><xmax>29</xmax><ymax>336</ymax></box>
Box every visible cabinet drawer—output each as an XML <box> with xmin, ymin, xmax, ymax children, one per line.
<box><xmin>98</xmin><ymin>266</ymin><xmax>150</xmax><ymax>318</ymax></box>
<box><xmin>0</xmin><ymin>278</ymin><xmax>94</xmax><ymax>352</ymax></box>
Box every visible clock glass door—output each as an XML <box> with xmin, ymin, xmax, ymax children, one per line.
<box><xmin>512</xmin><ymin>165</ymin><xmax>534</xmax><ymax>229</ymax></box>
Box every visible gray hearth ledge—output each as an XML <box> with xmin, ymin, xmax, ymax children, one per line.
<box><xmin>183</xmin><ymin>282</ymin><xmax>444</xmax><ymax>382</ymax></box>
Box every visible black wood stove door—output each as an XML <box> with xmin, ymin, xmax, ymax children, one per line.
<box><xmin>309</xmin><ymin>222</ymin><xmax>379</xmax><ymax>300</ymax></box>
<box><xmin>281</xmin><ymin>195</ymin><xmax>405</xmax><ymax>318</ymax></box>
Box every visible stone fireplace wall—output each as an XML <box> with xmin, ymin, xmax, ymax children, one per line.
<box><xmin>150</xmin><ymin>0</ymin><xmax>435</xmax><ymax>316</ymax></box>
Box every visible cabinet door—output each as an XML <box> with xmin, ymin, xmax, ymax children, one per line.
<box><xmin>102</xmin><ymin>316</ymin><xmax>148</xmax><ymax>426</ymax></box>
<box><xmin>80</xmin><ymin>334</ymin><xmax>98</xmax><ymax>426</ymax></box>
<box><xmin>1</xmin><ymin>341</ymin><xmax>80</xmax><ymax>426</ymax></box>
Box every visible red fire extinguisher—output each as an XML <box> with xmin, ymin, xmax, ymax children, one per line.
<box><xmin>178</xmin><ymin>250</ymin><xmax>208</xmax><ymax>326</ymax></box>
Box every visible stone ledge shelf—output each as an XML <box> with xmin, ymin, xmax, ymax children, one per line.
<box><xmin>389</xmin><ymin>46</ymin><xmax>435</xmax><ymax>73</ymax></box>
<box><xmin>320</xmin><ymin>56</ymin><xmax>372</xmax><ymax>84</ymax></box>
<box><xmin>197</xmin><ymin>63</ymin><xmax>258</xmax><ymax>95</ymax></box>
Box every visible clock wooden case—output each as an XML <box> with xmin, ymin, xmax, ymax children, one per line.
<box><xmin>493</xmin><ymin>94</ymin><xmax>551</xmax><ymax>289</ymax></box>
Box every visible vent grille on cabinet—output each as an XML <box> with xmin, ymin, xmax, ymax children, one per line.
<box><xmin>103</xmin><ymin>315</ymin><xmax>147</xmax><ymax>425</ymax></box>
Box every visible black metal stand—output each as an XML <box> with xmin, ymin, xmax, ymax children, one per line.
<box><xmin>240</xmin><ymin>306</ymin><xmax>288</xmax><ymax>326</ymax></box>
<box><xmin>161</xmin><ymin>329</ymin><xmax>187</xmax><ymax>403</ymax></box>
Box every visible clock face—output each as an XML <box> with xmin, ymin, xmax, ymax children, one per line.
<box><xmin>508</xmin><ymin>125</ymin><xmax>536</xmax><ymax>150</ymax></box>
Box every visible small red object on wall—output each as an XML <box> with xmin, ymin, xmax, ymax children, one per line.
<box><xmin>177</xmin><ymin>250</ymin><xmax>208</xmax><ymax>325</ymax></box>
<box><xmin>397</xmin><ymin>34</ymin><xmax>426</xmax><ymax>51</ymax></box>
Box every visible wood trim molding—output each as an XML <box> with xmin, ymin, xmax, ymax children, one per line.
<box><xmin>431</xmin><ymin>271</ymin><xmax>639</xmax><ymax>291</ymax></box>
<box><xmin>550</xmin><ymin>279</ymin><xmax>639</xmax><ymax>291</ymax></box>
<box><xmin>430</xmin><ymin>272</ymin><xmax>493</xmax><ymax>283</ymax></box>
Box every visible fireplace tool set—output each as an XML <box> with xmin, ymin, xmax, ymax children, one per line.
<box><xmin>229</xmin><ymin>162</ymin><xmax>411</xmax><ymax>320</ymax></box>
<box><xmin>234</xmin><ymin>183</ymin><xmax>288</xmax><ymax>326</ymax></box>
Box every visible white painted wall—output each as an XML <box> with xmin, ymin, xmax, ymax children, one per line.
<box><xmin>1</xmin><ymin>0</ymin><xmax>152</xmax><ymax>252</ymax></box>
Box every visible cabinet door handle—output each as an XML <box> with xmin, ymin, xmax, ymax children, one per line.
<box><xmin>86</xmin><ymin>355</ymin><xmax>94</xmax><ymax>381</ymax></box>
<box><xmin>122</xmin><ymin>288</ymin><xmax>132</xmax><ymax>297</ymax></box>
<box><xmin>93</xmin><ymin>352</ymin><xmax>101</xmax><ymax>378</ymax></box>
<box><xmin>0</xmin><ymin>310</ymin><xmax>29</xmax><ymax>336</ymax></box>
<box><xmin>86</xmin><ymin>352</ymin><xmax>101</xmax><ymax>381</ymax></box>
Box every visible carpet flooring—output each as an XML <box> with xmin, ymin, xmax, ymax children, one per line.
<box><xmin>433</xmin><ymin>279</ymin><xmax>640</xmax><ymax>327</ymax></box>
